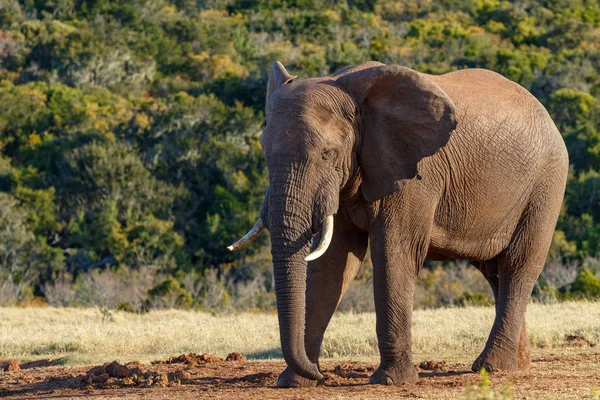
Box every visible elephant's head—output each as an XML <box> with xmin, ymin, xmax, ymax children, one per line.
<box><xmin>228</xmin><ymin>61</ymin><xmax>456</xmax><ymax>380</ymax></box>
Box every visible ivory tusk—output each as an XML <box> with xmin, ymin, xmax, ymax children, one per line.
<box><xmin>305</xmin><ymin>215</ymin><xmax>334</xmax><ymax>261</ymax></box>
<box><xmin>227</xmin><ymin>219</ymin><xmax>265</xmax><ymax>251</ymax></box>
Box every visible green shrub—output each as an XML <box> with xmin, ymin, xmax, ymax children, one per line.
<box><xmin>458</xmin><ymin>290</ymin><xmax>492</xmax><ymax>307</ymax></box>
<box><xmin>463</xmin><ymin>368</ymin><xmax>514</xmax><ymax>399</ymax></box>
<box><xmin>562</xmin><ymin>268</ymin><xmax>600</xmax><ymax>299</ymax></box>
<box><xmin>1</xmin><ymin>0</ymin><xmax>600</xmax><ymax>309</ymax></box>
<box><xmin>147</xmin><ymin>278</ymin><xmax>194</xmax><ymax>309</ymax></box>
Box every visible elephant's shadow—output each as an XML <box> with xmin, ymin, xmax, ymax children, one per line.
<box><xmin>418</xmin><ymin>370</ymin><xmax>473</xmax><ymax>378</ymax></box>
<box><xmin>246</xmin><ymin>349</ymin><xmax>283</xmax><ymax>360</ymax></box>
<box><xmin>243</xmin><ymin>348</ymin><xmax>473</xmax><ymax>388</ymax></box>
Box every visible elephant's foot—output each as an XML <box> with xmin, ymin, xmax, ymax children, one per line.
<box><xmin>369</xmin><ymin>363</ymin><xmax>418</xmax><ymax>385</ymax></box>
<box><xmin>276</xmin><ymin>366</ymin><xmax>319</xmax><ymax>388</ymax></box>
<box><xmin>472</xmin><ymin>349</ymin><xmax>518</xmax><ymax>373</ymax></box>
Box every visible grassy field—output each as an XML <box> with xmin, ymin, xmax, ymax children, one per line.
<box><xmin>0</xmin><ymin>302</ymin><xmax>599</xmax><ymax>365</ymax></box>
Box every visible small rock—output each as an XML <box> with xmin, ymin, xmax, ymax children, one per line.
<box><xmin>121</xmin><ymin>377</ymin><xmax>136</xmax><ymax>386</ymax></box>
<box><xmin>143</xmin><ymin>371</ymin><xmax>155</xmax><ymax>379</ymax></box>
<box><xmin>105</xmin><ymin>361</ymin><xmax>129</xmax><ymax>378</ymax></box>
<box><xmin>87</xmin><ymin>366</ymin><xmax>106</xmax><ymax>376</ymax></box>
<box><xmin>200</xmin><ymin>353</ymin><xmax>223</xmax><ymax>363</ymax></box>
<box><xmin>151</xmin><ymin>352</ymin><xmax>224</xmax><ymax>365</ymax></box>
<box><xmin>419</xmin><ymin>360</ymin><xmax>448</xmax><ymax>371</ymax></box>
<box><xmin>92</xmin><ymin>373</ymin><xmax>110</xmax><ymax>384</ymax></box>
<box><xmin>5</xmin><ymin>361</ymin><xmax>20</xmax><ymax>372</ymax></box>
<box><xmin>129</xmin><ymin>367</ymin><xmax>144</xmax><ymax>377</ymax></box>
<box><xmin>125</xmin><ymin>361</ymin><xmax>143</xmax><ymax>368</ymax></box>
<box><xmin>334</xmin><ymin>364</ymin><xmax>349</xmax><ymax>378</ymax></box>
<box><xmin>565</xmin><ymin>334</ymin><xmax>595</xmax><ymax>347</ymax></box>
<box><xmin>168</xmin><ymin>370</ymin><xmax>191</xmax><ymax>382</ymax></box>
<box><xmin>153</xmin><ymin>374</ymin><xmax>170</xmax><ymax>387</ymax></box>
<box><xmin>226</xmin><ymin>352</ymin><xmax>246</xmax><ymax>362</ymax></box>
<box><xmin>105</xmin><ymin>377</ymin><xmax>119</xmax><ymax>387</ymax></box>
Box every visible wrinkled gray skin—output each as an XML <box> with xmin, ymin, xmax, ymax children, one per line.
<box><xmin>251</xmin><ymin>61</ymin><xmax>568</xmax><ymax>387</ymax></box>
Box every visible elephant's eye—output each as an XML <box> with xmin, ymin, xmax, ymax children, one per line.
<box><xmin>321</xmin><ymin>149</ymin><xmax>335</xmax><ymax>161</ymax></box>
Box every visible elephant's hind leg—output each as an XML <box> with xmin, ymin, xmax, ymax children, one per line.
<box><xmin>277</xmin><ymin>214</ymin><xmax>368</xmax><ymax>388</ymax></box>
<box><xmin>477</xmin><ymin>259</ymin><xmax>531</xmax><ymax>371</ymax></box>
<box><xmin>472</xmin><ymin>181</ymin><xmax>562</xmax><ymax>373</ymax></box>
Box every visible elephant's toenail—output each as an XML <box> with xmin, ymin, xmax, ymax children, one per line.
<box><xmin>385</xmin><ymin>376</ymin><xmax>394</xmax><ymax>385</ymax></box>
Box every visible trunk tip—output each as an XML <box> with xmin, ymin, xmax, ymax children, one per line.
<box><xmin>305</xmin><ymin>365</ymin><xmax>324</xmax><ymax>381</ymax></box>
<box><xmin>285</xmin><ymin>357</ymin><xmax>324</xmax><ymax>381</ymax></box>
<box><xmin>293</xmin><ymin>364</ymin><xmax>323</xmax><ymax>381</ymax></box>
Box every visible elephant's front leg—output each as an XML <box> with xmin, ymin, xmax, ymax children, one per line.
<box><xmin>277</xmin><ymin>214</ymin><xmax>368</xmax><ymax>388</ymax></box>
<box><xmin>368</xmin><ymin>202</ymin><xmax>430</xmax><ymax>385</ymax></box>
<box><xmin>368</xmin><ymin>250</ymin><xmax>420</xmax><ymax>385</ymax></box>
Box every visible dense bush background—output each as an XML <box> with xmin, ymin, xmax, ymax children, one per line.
<box><xmin>0</xmin><ymin>0</ymin><xmax>599</xmax><ymax>311</ymax></box>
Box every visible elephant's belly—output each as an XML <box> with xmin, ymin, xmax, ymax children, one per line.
<box><xmin>425</xmin><ymin>249</ymin><xmax>450</xmax><ymax>261</ymax></box>
<box><xmin>427</xmin><ymin>226</ymin><xmax>515</xmax><ymax>262</ymax></box>
<box><xmin>427</xmin><ymin>172</ymin><xmax>529</xmax><ymax>262</ymax></box>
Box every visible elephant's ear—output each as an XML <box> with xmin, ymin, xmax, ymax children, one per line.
<box><xmin>337</xmin><ymin>65</ymin><xmax>456</xmax><ymax>202</ymax></box>
<box><xmin>265</xmin><ymin>61</ymin><xmax>296</xmax><ymax>116</ymax></box>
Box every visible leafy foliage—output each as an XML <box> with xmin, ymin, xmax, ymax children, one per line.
<box><xmin>561</xmin><ymin>268</ymin><xmax>600</xmax><ymax>299</ymax></box>
<box><xmin>0</xmin><ymin>0</ymin><xmax>599</xmax><ymax>307</ymax></box>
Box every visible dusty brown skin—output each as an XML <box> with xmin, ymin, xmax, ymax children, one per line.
<box><xmin>231</xmin><ymin>61</ymin><xmax>569</xmax><ymax>387</ymax></box>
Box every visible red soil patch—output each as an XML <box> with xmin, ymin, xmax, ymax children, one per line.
<box><xmin>0</xmin><ymin>350</ymin><xmax>599</xmax><ymax>399</ymax></box>
<box><xmin>1</xmin><ymin>359</ymin><xmax>65</xmax><ymax>372</ymax></box>
<box><xmin>564</xmin><ymin>334</ymin><xmax>595</xmax><ymax>347</ymax></box>
<box><xmin>151</xmin><ymin>352</ymin><xmax>227</xmax><ymax>365</ymax></box>
<box><xmin>226</xmin><ymin>352</ymin><xmax>247</xmax><ymax>362</ymax></box>
<box><xmin>419</xmin><ymin>360</ymin><xmax>449</xmax><ymax>371</ymax></box>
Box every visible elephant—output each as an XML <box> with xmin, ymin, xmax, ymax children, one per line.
<box><xmin>228</xmin><ymin>61</ymin><xmax>568</xmax><ymax>387</ymax></box>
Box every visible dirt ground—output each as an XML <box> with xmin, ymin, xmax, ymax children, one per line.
<box><xmin>1</xmin><ymin>350</ymin><xmax>599</xmax><ymax>399</ymax></box>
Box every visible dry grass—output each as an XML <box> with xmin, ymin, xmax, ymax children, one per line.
<box><xmin>0</xmin><ymin>302</ymin><xmax>598</xmax><ymax>365</ymax></box>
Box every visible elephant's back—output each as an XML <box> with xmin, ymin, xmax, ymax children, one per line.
<box><xmin>423</xmin><ymin>69</ymin><xmax>568</xmax><ymax>261</ymax></box>
<box><xmin>427</xmin><ymin>68</ymin><xmax>567</xmax><ymax>178</ymax></box>
<box><xmin>431</xmin><ymin>68</ymin><xmax>565</xmax><ymax>160</ymax></box>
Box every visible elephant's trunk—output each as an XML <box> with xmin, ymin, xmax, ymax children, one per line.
<box><xmin>268</xmin><ymin>169</ymin><xmax>323</xmax><ymax>381</ymax></box>
<box><xmin>272</xmin><ymin>244</ymin><xmax>322</xmax><ymax>380</ymax></box>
